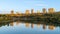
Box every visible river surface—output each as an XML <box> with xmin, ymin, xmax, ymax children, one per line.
<box><xmin>0</xmin><ymin>21</ymin><xmax>60</xmax><ymax>34</ymax></box>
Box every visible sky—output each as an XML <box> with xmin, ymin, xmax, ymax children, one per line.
<box><xmin>0</xmin><ymin>0</ymin><xmax>60</xmax><ymax>14</ymax></box>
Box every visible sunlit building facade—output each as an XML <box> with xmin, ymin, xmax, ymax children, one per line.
<box><xmin>42</xmin><ymin>8</ymin><xmax>47</xmax><ymax>14</ymax></box>
<box><xmin>16</xmin><ymin>12</ymin><xmax>20</xmax><ymax>16</ymax></box>
<box><xmin>48</xmin><ymin>8</ymin><xmax>55</xmax><ymax>14</ymax></box>
<box><xmin>11</xmin><ymin>10</ymin><xmax>14</xmax><ymax>16</ymax></box>
<box><xmin>25</xmin><ymin>10</ymin><xmax>30</xmax><ymax>15</ymax></box>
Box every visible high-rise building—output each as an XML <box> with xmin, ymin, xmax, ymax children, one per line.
<box><xmin>11</xmin><ymin>10</ymin><xmax>14</xmax><ymax>16</ymax></box>
<box><xmin>16</xmin><ymin>12</ymin><xmax>19</xmax><ymax>14</ymax></box>
<box><xmin>48</xmin><ymin>8</ymin><xmax>55</xmax><ymax>13</ymax></box>
<box><xmin>37</xmin><ymin>10</ymin><xmax>40</xmax><ymax>14</ymax></box>
<box><xmin>25</xmin><ymin>10</ymin><xmax>30</xmax><ymax>15</ymax></box>
<box><xmin>42</xmin><ymin>8</ymin><xmax>47</xmax><ymax>14</ymax></box>
<box><xmin>16</xmin><ymin>12</ymin><xmax>20</xmax><ymax>16</ymax></box>
<box><xmin>31</xmin><ymin>9</ymin><xmax>34</xmax><ymax>14</ymax></box>
<box><xmin>11</xmin><ymin>10</ymin><xmax>14</xmax><ymax>14</ymax></box>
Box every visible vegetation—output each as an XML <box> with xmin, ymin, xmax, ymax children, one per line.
<box><xmin>0</xmin><ymin>12</ymin><xmax>60</xmax><ymax>27</ymax></box>
<box><xmin>0</xmin><ymin>12</ymin><xmax>60</xmax><ymax>23</ymax></box>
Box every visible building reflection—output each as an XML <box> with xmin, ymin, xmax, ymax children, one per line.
<box><xmin>48</xmin><ymin>25</ymin><xmax>55</xmax><ymax>30</ymax></box>
<box><xmin>16</xmin><ymin>21</ymin><xmax>20</xmax><ymax>25</ymax></box>
<box><xmin>7</xmin><ymin>20</ymin><xmax>56</xmax><ymax>30</ymax></box>
<box><xmin>43</xmin><ymin>24</ymin><xmax>46</xmax><ymax>30</ymax></box>
<box><xmin>25</xmin><ymin>22</ymin><xmax>30</xmax><ymax>28</ymax></box>
<box><xmin>31</xmin><ymin>9</ymin><xmax>34</xmax><ymax>14</ymax></box>
<box><xmin>31</xmin><ymin>23</ymin><xmax>34</xmax><ymax>28</ymax></box>
<box><xmin>10</xmin><ymin>21</ymin><xmax>14</xmax><ymax>26</ymax></box>
<box><xmin>37</xmin><ymin>24</ymin><xmax>40</xmax><ymax>28</ymax></box>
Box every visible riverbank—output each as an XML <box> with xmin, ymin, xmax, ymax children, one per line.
<box><xmin>0</xmin><ymin>12</ymin><xmax>60</xmax><ymax>23</ymax></box>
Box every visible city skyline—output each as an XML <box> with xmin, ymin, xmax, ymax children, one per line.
<box><xmin>0</xmin><ymin>8</ymin><xmax>58</xmax><ymax>14</ymax></box>
<box><xmin>0</xmin><ymin>0</ymin><xmax>60</xmax><ymax>14</ymax></box>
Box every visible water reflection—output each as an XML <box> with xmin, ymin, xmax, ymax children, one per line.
<box><xmin>10</xmin><ymin>22</ymin><xmax>14</xmax><ymax>26</ymax></box>
<box><xmin>48</xmin><ymin>25</ymin><xmax>55</xmax><ymax>30</ymax></box>
<box><xmin>31</xmin><ymin>23</ymin><xmax>34</xmax><ymax>28</ymax></box>
<box><xmin>25</xmin><ymin>22</ymin><xmax>30</xmax><ymax>28</ymax></box>
<box><xmin>16</xmin><ymin>20</ymin><xmax>20</xmax><ymax>25</ymax></box>
<box><xmin>0</xmin><ymin>20</ymin><xmax>60</xmax><ymax>34</ymax></box>
<box><xmin>6</xmin><ymin>21</ymin><xmax>56</xmax><ymax>30</ymax></box>
<box><xmin>37</xmin><ymin>24</ymin><xmax>40</xmax><ymax>28</ymax></box>
<box><xmin>43</xmin><ymin>24</ymin><xmax>46</xmax><ymax>30</ymax></box>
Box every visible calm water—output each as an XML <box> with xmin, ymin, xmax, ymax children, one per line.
<box><xmin>0</xmin><ymin>21</ymin><xmax>60</xmax><ymax>34</ymax></box>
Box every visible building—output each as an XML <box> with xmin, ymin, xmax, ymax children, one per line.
<box><xmin>16</xmin><ymin>12</ymin><xmax>20</xmax><ymax>16</ymax></box>
<box><xmin>11</xmin><ymin>10</ymin><xmax>14</xmax><ymax>14</ymax></box>
<box><xmin>42</xmin><ymin>8</ymin><xmax>47</xmax><ymax>14</ymax></box>
<box><xmin>48</xmin><ymin>8</ymin><xmax>55</xmax><ymax>14</ymax></box>
<box><xmin>16</xmin><ymin>12</ymin><xmax>20</xmax><ymax>14</ymax></box>
<box><xmin>11</xmin><ymin>10</ymin><xmax>14</xmax><ymax>16</ymax></box>
<box><xmin>37</xmin><ymin>10</ymin><xmax>40</xmax><ymax>14</ymax></box>
<box><xmin>25</xmin><ymin>10</ymin><xmax>30</xmax><ymax>15</ymax></box>
<box><xmin>31</xmin><ymin>9</ymin><xmax>34</xmax><ymax>14</ymax></box>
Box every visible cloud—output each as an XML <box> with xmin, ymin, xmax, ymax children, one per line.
<box><xmin>35</xmin><ymin>4</ymin><xmax>48</xmax><ymax>6</ymax></box>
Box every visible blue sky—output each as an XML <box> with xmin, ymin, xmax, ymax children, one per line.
<box><xmin>0</xmin><ymin>0</ymin><xmax>60</xmax><ymax>14</ymax></box>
